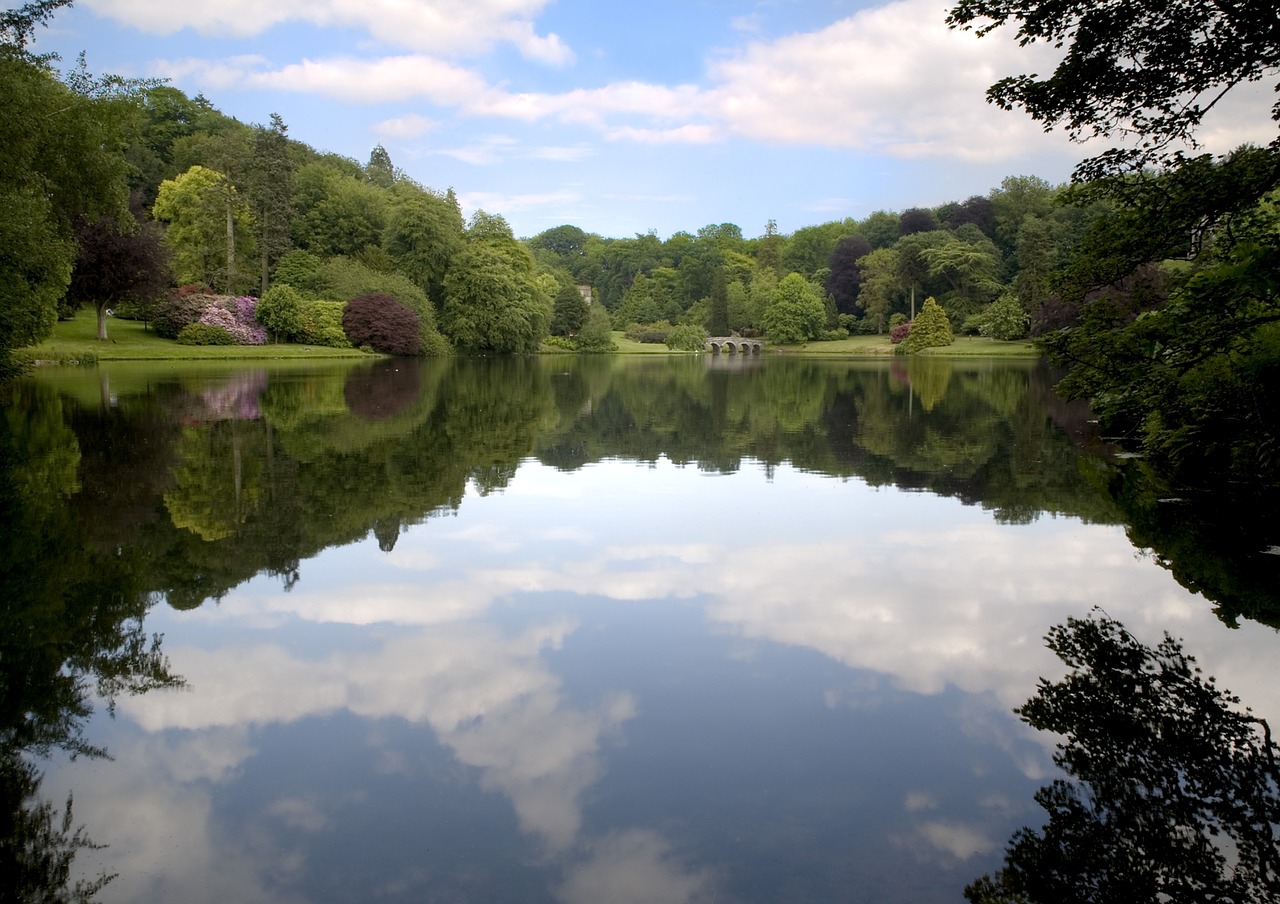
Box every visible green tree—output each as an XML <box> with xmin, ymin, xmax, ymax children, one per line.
<box><xmin>383</xmin><ymin>185</ymin><xmax>463</xmax><ymax>311</ymax></box>
<box><xmin>947</xmin><ymin>0</ymin><xmax>1280</xmax><ymax>181</ymax></box>
<box><xmin>967</xmin><ymin>612</ymin><xmax>1280</xmax><ymax>903</ymax></box>
<box><xmin>441</xmin><ymin>213</ymin><xmax>551</xmax><ymax>353</ymax></box>
<box><xmin>902</xmin><ymin>296</ymin><xmax>954</xmax><ymax>352</ymax></box>
<box><xmin>291</xmin><ymin>161</ymin><xmax>388</xmax><ymax>259</ymax></box>
<box><xmin>247</xmin><ymin>113</ymin><xmax>294</xmax><ymax>295</ymax></box>
<box><xmin>152</xmin><ymin>165</ymin><xmax>255</xmax><ymax>290</ymax></box>
<box><xmin>550</xmin><ymin>283</ymin><xmax>589</xmax><ymax>337</ymax></box>
<box><xmin>366</xmin><ymin>144</ymin><xmax>395</xmax><ymax>188</ymax></box>
<box><xmin>856</xmin><ymin>247</ymin><xmax>903</xmax><ymax>332</ymax></box>
<box><xmin>762</xmin><ymin>272</ymin><xmax>825</xmax><ymax>344</ymax></box>
<box><xmin>0</xmin><ymin>18</ymin><xmax>135</xmax><ymax>375</ymax></box>
<box><xmin>707</xmin><ymin>268</ymin><xmax>730</xmax><ymax>336</ymax></box>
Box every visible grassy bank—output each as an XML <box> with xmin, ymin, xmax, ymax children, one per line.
<box><xmin>26</xmin><ymin>313</ymin><xmax>1039</xmax><ymax>364</ymax></box>
<box><xmin>22</xmin><ymin>311</ymin><xmax>376</xmax><ymax>363</ymax></box>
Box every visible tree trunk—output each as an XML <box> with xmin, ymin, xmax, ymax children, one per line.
<box><xmin>96</xmin><ymin>303</ymin><xmax>108</xmax><ymax>341</ymax></box>
<box><xmin>225</xmin><ymin>176</ymin><xmax>236</xmax><ymax>294</ymax></box>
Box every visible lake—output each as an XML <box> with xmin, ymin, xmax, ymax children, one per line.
<box><xmin>4</xmin><ymin>354</ymin><xmax>1278</xmax><ymax>903</ymax></box>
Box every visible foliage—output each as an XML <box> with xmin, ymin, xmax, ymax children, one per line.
<box><xmin>573</xmin><ymin>302</ymin><xmax>616</xmax><ymax>351</ymax></box>
<box><xmin>290</xmin><ymin>161</ymin><xmax>387</xmax><ymax>258</ymax></box>
<box><xmin>151</xmin><ymin>290</ymin><xmax>216</xmax><ymax>339</ymax></box>
<box><xmin>152</xmin><ymin>164</ymin><xmax>255</xmax><ymax>292</ymax></box>
<box><xmin>298</xmin><ymin>300</ymin><xmax>351</xmax><ymax>348</ymax></box>
<box><xmin>902</xmin><ymin>297</ymin><xmax>954</xmax><ymax>353</ymax></box>
<box><xmin>890</xmin><ymin>321</ymin><xmax>911</xmax><ymax>344</ymax></box>
<box><xmin>176</xmin><ymin>322</ymin><xmax>235</xmax><ymax>345</ymax></box>
<box><xmin>967</xmin><ymin>612</ymin><xmax>1280</xmax><ymax>903</ymax></box>
<box><xmin>665</xmin><ymin>323</ymin><xmax>708</xmax><ymax>351</ymax></box>
<box><xmin>342</xmin><ymin>292</ymin><xmax>423</xmax><ymax>356</ymax></box>
<box><xmin>0</xmin><ymin>36</ymin><xmax>137</xmax><ymax>376</ymax></box>
<box><xmin>947</xmin><ymin>0</ymin><xmax>1280</xmax><ymax>181</ymax></box>
<box><xmin>827</xmin><ymin>234</ymin><xmax>873</xmax><ymax>315</ymax></box>
<box><xmin>1043</xmin><ymin>157</ymin><xmax>1280</xmax><ymax>482</ymax></box>
<box><xmin>441</xmin><ymin>215</ymin><xmax>550</xmax><ymax>354</ymax></box>
<box><xmin>246</xmin><ymin>113</ymin><xmax>294</xmax><ymax>295</ymax></box>
<box><xmin>382</xmin><ymin>185</ymin><xmax>463</xmax><ymax>310</ymax></box>
<box><xmin>255</xmin><ymin>284</ymin><xmax>306</xmax><ymax>343</ymax></box>
<box><xmin>624</xmin><ymin>321</ymin><xmax>674</xmax><ymax>344</ymax></box>
<box><xmin>968</xmin><ymin>293</ymin><xmax>1030</xmax><ymax>340</ymax></box>
<box><xmin>550</xmin><ymin>283</ymin><xmax>589</xmax><ymax>336</ymax></box>
<box><xmin>196</xmin><ymin>295</ymin><xmax>265</xmax><ymax>345</ymax></box>
<box><xmin>762</xmin><ymin>273</ymin><xmax>826</xmax><ymax>344</ymax></box>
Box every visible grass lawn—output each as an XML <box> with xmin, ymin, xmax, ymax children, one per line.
<box><xmin>25</xmin><ymin>313</ymin><xmax>1039</xmax><ymax>364</ymax></box>
<box><xmin>22</xmin><ymin>311</ymin><xmax>377</xmax><ymax>363</ymax></box>
<box><xmin>774</xmin><ymin>334</ymin><xmax>1040</xmax><ymax>356</ymax></box>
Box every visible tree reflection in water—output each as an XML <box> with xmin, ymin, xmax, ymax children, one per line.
<box><xmin>967</xmin><ymin>611</ymin><xmax>1280</xmax><ymax>903</ymax></box>
<box><xmin>0</xmin><ymin>382</ymin><xmax>183</xmax><ymax>901</ymax></box>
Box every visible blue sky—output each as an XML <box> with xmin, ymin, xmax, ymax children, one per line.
<box><xmin>27</xmin><ymin>0</ymin><xmax>1273</xmax><ymax>240</ymax></box>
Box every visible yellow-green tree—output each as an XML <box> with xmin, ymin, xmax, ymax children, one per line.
<box><xmin>902</xmin><ymin>296</ymin><xmax>954</xmax><ymax>353</ymax></box>
<box><xmin>153</xmin><ymin>165</ymin><xmax>254</xmax><ymax>291</ymax></box>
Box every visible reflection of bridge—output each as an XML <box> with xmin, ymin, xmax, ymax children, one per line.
<box><xmin>705</xmin><ymin>336</ymin><xmax>764</xmax><ymax>354</ymax></box>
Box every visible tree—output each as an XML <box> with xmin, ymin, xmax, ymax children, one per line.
<box><xmin>902</xmin><ymin>296</ymin><xmax>954</xmax><ymax>352</ymax></box>
<box><xmin>67</xmin><ymin>197</ymin><xmax>172</xmax><ymax>340</ymax></box>
<box><xmin>550</xmin><ymin>283</ymin><xmax>588</xmax><ymax>337</ymax></box>
<box><xmin>856</xmin><ymin>247</ymin><xmax>902</xmax><ymax>332</ymax></box>
<box><xmin>756</xmin><ymin>219</ymin><xmax>783</xmax><ymax>276</ymax></box>
<box><xmin>946</xmin><ymin>0</ymin><xmax>1280</xmax><ymax>181</ymax></box>
<box><xmin>0</xmin><ymin>9</ymin><xmax>135</xmax><ymax>375</ymax></box>
<box><xmin>441</xmin><ymin>213</ymin><xmax>551</xmax><ymax>353</ymax></box>
<box><xmin>762</xmin><ymin>272</ymin><xmax>825</xmax><ymax>344</ymax></box>
<box><xmin>707</xmin><ymin>267</ymin><xmax>730</xmax><ymax>336</ymax></box>
<box><xmin>152</xmin><ymin>165</ymin><xmax>254</xmax><ymax>291</ymax></box>
<box><xmin>967</xmin><ymin>612</ymin><xmax>1280</xmax><ymax>903</ymax></box>
<box><xmin>827</xmin><ymin>235</ymin><xmax>874</xmax><ymax>315</ymax></box>
<box><xmin>898</xmin><ymin>207</ymin><xmax>939</xmax><ymax>236</ymax></box>
<box><xmin>342</xmin><ymin>293</ymin><xmax>422</xmax><ymax>356</ymax></box>
<box><xmin>366</xmin><ymin>144</ymin><xmax>395</xmax><ymax>189</ymax></box>
<box><xmin>383</xmin><ymin>185</ymin><xmax>464</xmax><ymax>311</ymax></box>
<box><xmin>247</xmin><ymin>113</ymin><xmax>293</xmax><ymax>295</ymax></box>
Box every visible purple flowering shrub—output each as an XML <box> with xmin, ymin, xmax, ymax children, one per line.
<box><xmin>197</xmin><ymin>296</ymin><xmax>266</xmax><ymax>345</ymax></box>
<box><xmin>890</xmin><ymin>321</ymin><xmax>912</xmax><ymax>344</ymax></box>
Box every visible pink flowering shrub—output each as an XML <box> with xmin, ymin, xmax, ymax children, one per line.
<box><xmin>195</xmin><ymin>295</ymin><xmax>266</xmax><ymax>345</ymax></box>
<box><xmin>890</xmin><ymin>321</ymin><xmax>912</xmax><ymax>344</ymax></box>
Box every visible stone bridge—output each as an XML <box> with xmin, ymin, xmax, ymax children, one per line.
<box><xmin>705</xmin><ymin>336</ymin><xmax>764</xmax><ymax>354</ymax></box>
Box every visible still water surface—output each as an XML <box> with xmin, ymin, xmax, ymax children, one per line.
<box><xmin>6</xmin><ymin>355</ymin><xmax>1278</xmax><ymax>902</ymax></box>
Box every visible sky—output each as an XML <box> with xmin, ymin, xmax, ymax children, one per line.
<box><xmin>25</xmin><ymin>0</ymin><xmax>1276</xmax><ymax>240</ymax></box>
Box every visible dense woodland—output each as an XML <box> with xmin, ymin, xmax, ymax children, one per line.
<box><xmin>2</xmin><ymin>0</ymin><xmax>1278</xmax><ymax>488</ymax></box>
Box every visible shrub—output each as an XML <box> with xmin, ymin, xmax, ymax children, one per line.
<box><xmin>890</xmin><ymin>321</ymin><xmax>912</xmax><ymax>344</ymax></box>
<box><xmin>902</xmin><ymin>297</ymin><xmax>954</xmax><ymax>353</ymax></box>
<box><xmin>177</xmin><ymin>322</ymin><xmax>236</xmax><ymax>345</ymax></box>
<box><xmin>343</xmin><ymin>293</ymin><xmax>423</xmax><ymax>356</ymax></box>
<box><xmin>625</xmin><ymin>321</ymin><xmax>673</xmax><ymax>344</ymax></box>
<box><xmin>298</xmin><ymin>300</ymin><xmax>352</xmax><ymax>348</ymax></box>
<box><xmin>542</xmin><ymin>335</ymin><xmax>576</xmax><ymax>350</ymax></box>
<box><xmin>888</xmin><ymin>312</ymin><xmax>908</xmax><ymax>329</ymax></box>
<box><xmin>665</xmin><ymin>323</ymin><xmax>708</xmax><ymax>351</ymax></box>
<box><xmin>153</xmin><ymin>290</ymin><xmax>218</xmax><ymax>339</ymax></box>
<box><xmin>256</xmin><ymin>284</ymin><xmax>306</xmax><ymax>342</ymax></box>
<box><xmin>574</xmin><ymin>303</ymin><xmax>617</xmax><ymax>352</ymax></box>
<box><xmin>822</xmin><ymin>328</ymin><xmax>850</xmax><ymax>341</ymax></box>
<box><xmin>971</xmin><ymin>293</ymin><xmax>1030</xmax><ymax>341</ymax></box>
<box><xmin>197</xmin><ymin>295</ymin><xmax>265</xmax><ymax>345</ymax></box>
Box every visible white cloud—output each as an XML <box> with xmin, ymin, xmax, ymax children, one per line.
<box><xmin>373</xmin><ymin>113</ymin><xmax>437</xmax><ymax>139</ymax></box>
<box><xmin>85</xmin><ymin>0</ymin><xmax>573</xmax><ymax>64</ymax></box>
<box><xmin>556</xmin><ymin>830</ymin><xmax>719</xmax><ymax>904</ymax></box>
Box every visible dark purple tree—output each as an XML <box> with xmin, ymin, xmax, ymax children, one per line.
<box><xmin>898</xmin><ymin>207</ymin><xmax>940</xmax><ymax>236</ymax></box>
<box><xmin>342</xmin><ymin>293</ymin><xmax>423</xmax><ymax>356</ymax></box>
<box><xmin>67</xmin><ymin>196</ymin><xmax>172</xmax><ymax>340</ymax></box>
<box><xmin>945</xmin><ymin>196</ymin><xmax>998</xmax><ymax>238</ymax></box>
<box><xmin>825</xmin><ymin>235</ymin><xmax>873</xmax><ymax>315</ymax></box>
